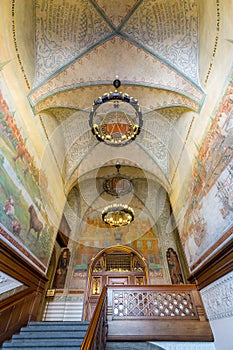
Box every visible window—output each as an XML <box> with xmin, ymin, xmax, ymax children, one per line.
<box><xmin>149</xmin><ymin>255</ymin><xmax>154</xmax><ymax>264</ymax></box>
<box><xmin>82</xmin><ymin>255</ymin><xmax>87</xmax><ymax>265</ymax></box>
<box><xmin>147</xmin><ymin>240</ymin><xmax>152</xmax><ymax>250</ymax></box>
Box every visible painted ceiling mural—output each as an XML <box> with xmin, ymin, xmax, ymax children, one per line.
<box><xmin>1</xmin><ymin>0</ymin><xmax>232</xmax><ymax>280</ymax></box>
<box><xmin>32</xmin><ymin>0</ymin><xmax>200</xmax><ymax>86</ymax></box>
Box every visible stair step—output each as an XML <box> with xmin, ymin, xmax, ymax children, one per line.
<box><xmin>2</xmin><ymin>339</ymin><xmax>83</xmax><ymax>347</ymax></box>
<box><xmin>43</xmin><ymin>302</ymin><xmax>83</xmax><ymax>321</ymax></box>
<box><xmin>43</xmin><ymin>317</ymin><xmax>83</xmax><ymax>321</ymax></box>
<box><xmin>3</xmin><ymin>348</ymin><xmax>81</xmax><ymax>350</ymax></box>
<box><xmin>2</xmin><ymin>345</ymin><xmax>81</xmax><ymax>350</ymax></box>
<box><xmin>1</xmin><ymin>321</ymin><xmax>90</xmax><ymax>349</ymax></box>
<box><xmin>20</xmin><ymin>321</ymin><xmax>89</xmax><ymax>332</ymax></box>
<box><xmin>28</xmin><ymin>321</ymin><xmax>89</xmax><ymax>325</ymax></box>
<box><xmin>13</xmin><ymin>331</ymin><xmax>86</xmax><ymax>339</ymax></box>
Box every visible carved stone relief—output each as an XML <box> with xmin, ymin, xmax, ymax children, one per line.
<box><xmin>201</xmin><ymin>270</ymin><xmax>233</xmax><ymax>320</ymax></box>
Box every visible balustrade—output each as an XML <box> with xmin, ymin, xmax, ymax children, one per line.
<box><xmin>109</xmin><ymin>286</ymin><xmax>199</xmax><ymax>319</ymax></box>
<box><xmin>82</xmin><ymin>284</ymin><xmax>213</xmax><ymax>346</ymax></box>
<box><xmin>106</xmin><ymin>285</ymin><xmax>213</xmax><ymax>342</ymax></box>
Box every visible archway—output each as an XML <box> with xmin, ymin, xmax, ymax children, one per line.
<box><xmin>84</xmin><ymin>245</ymin><xmax>149</xmax><ymax>320</ymax></box>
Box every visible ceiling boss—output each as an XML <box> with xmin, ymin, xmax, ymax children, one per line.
<box><xmin>89</xmin><ymin>77</ymin><xmax>143</xmax><ymax>146</ymax></box>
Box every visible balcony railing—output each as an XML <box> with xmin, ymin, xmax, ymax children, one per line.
<box><xmin>82</xmin><ymin>284</ymin><xmax>213</xmax><ymax>347</ymax></box>
<box><xmin>108</xmin><ymin>284</ymin><xmax>201</xmax><ymax>320</ymax></box>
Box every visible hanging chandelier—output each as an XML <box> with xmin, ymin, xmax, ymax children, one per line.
<box><xmin>89</xmin><ymin>78</ymin><xmax>143</xmax><ymax>146</ymax></box>
<box><xmin>102</xmin><ymin>203</ymin><xmax>134</xmax><ymax>227</ymax></box>
<box><xmin>103</xmin><ymin>162</ymin><xmax>133</xmax><ymax>198</ymax></box>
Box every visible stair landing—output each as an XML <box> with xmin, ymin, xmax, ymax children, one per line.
<box><xmin>106</xmin><ymin>341</ymin><xmax>216</xmax><ymax>350</ymax></box>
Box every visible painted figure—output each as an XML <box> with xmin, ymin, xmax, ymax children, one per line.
<box><xmin>53</xmin><ymin>248</ymin><xmax>70</xmax><ymax>289</ymax></box>
<box><xmin>27</xmin><ymin>204</ymin><xmax>43</xmax><ymax>240</ymax></box>
<box><xmin>166</xmin><ymin>248</ymin><xmax>184</xmax><ymax>284</ymax></box>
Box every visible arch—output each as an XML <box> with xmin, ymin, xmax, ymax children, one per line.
<box><xmin>83</xmin><ymin>245</ymin><xmax>149</xmax><ymax>320</ymax></box>
<box><xmin>89</xmin><ymin>244</ymin><xmax>149</xmax><ymax>277</ymax></box>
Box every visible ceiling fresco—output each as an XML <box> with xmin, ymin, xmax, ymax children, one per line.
<box><xmin>12</xmin><ymin>0</ymin><xmax>205</xmax><ymax>243</ymax></box>
<box><xmin>3</xmin><ymin>0</ymin><xmax>233</xmax><ymax>276</ymax></box>
<box><xmin>32</xmin><ymin>0</ymin><xmax>200</xmax><ymax>86</ymax></box>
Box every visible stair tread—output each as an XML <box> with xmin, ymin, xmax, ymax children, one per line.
<box><xmin>3</xmin><ymin>347</ymin><xmax>81</xmax><ymax>350</ymax></box>
<box><xmin>21</xmin><ymin>327</ymin><xmax>89</xmax><ymax>332</ymax></box>
<box><xmin>3</xmin><ymin>339</ymin><xmax>83</xmax><ymax>345</ymax></box>
<box><xmin>14</xmin><ymin>331</ymin><xmax>86</xmax><ymax>339</ymax></box>
<box><xmin>28</xmin><ymin>321</ymin><xmax>89</xmax><ymax>325</ymax></box>
<box><xmin>28</xmin><ymin>321</ymin><xmax>90</xmax><ymax>327</ymax></box>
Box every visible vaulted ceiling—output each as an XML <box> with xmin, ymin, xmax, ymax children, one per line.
<box><xmin>12</xmin><ymin>0</ymin><xmax>213</xmax><ymax>237</ymax></box>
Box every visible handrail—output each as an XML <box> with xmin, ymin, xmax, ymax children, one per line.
<box><xmin>107</xmin><ymin>284</ymin><xmax>205</xmax><ymax>320</ymax></box>
<box><xmin>80</xmin><ymin>285</ymin><xmax>107</xmax><ymax>350</ymax></box>
<box><xmin>106</xmin><ymin>284</ymin><xmax>213</xmax><ymax>342</ymax></box>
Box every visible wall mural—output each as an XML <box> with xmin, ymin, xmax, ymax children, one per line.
<box><xmin>181</xmin><ymin>74</ymin><xmax>233</xmax><ymax>269</ymax></box>
<box><xmin>131</xmin><ymin>230</ymin><xmax>164</xmax><ymax>284</ymax></box>
<box><xmin>68</xmin><ymin>226</ymin><xmax>166</xmax><ymax>291</ymax></box>
<box><xmin>0</xmin><ymin>88</ymin><xmax>55</xmax><ymax>272</ymax></box>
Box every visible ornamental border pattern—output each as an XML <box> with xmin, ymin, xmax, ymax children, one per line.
<box><xmin>201</xmin><ymin>270</ymin><xmax>233</xmax><ymax>320</ymax></box>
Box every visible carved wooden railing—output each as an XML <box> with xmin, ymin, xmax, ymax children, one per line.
<box><xmin>108</xmin><ymin>284</ymin><xmax>201</xmax><ymax>319</ymax></box>
<box><xmin>106</xmin><ymin>284</ymin><xmax>214</xmax><ymax>342</ymax></box>
<box><xmin>82</xmin><ymin>284</ymin><xmax>213</xmax><ymax>344</ymax></box>
<box><xmin>80</xmin><ymin>286</ymin><xmax>108</xmax><ymax>350</ymax></box>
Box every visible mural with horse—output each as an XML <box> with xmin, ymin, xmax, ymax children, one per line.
<box><xmin>0</xmin><ymin>89</ymin><xmax>55</xmax><ymax>268</ymax></box>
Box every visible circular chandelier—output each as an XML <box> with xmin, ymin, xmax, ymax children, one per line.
<box><xmin>89</xmin><ymin>78</ymin><xmax>143</xmax><ymax>146</ymax></box>
<box><xmin>103</xmin><ymin>162</ymin><xmax>133</xmax><ymax>198</ymax></box>
<box><xmin>102</xmin><ymin>203</ymin><xmax>134</xmax><ymax>227</ymax></box>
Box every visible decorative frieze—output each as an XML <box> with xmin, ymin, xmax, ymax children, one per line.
<box><xmin>201</xmin><ymin>270</ymin><xmax>233</xmax><ymax>320</ymax></box>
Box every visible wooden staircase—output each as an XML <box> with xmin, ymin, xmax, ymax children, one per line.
<box><xmin>1</xmin><ymin>284</ymin><xmax>214</xmax><ymax>350</ymax></box>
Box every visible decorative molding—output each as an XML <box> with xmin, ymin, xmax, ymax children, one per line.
<box><xmin>0</xmin><ymin>235</ymin><xmax>48</xmax><ymax>343</ymax></box>
<box><xmin>190</xmin><ymin>226</ymin><xmax>233</xmax><ymax>272</ymax></box>
<box><xmin>0</xmin><ymin>235</ymin><xmax>48</xmax><ymax>288</ymax></box>
<box><xmin>201</xmin><ymin>270</ymin><xmax>233</xmax><ymax>320</ymax></box>
<box><xmin>188</xmin><ymin>230</ymin><xmax>233</xmax><ymax>290</ymax></box>
<box><xmin>171</xmin><ymin>114</ymin><xmax>195</xmax><ymax>184</ymax></box>
<box><xmin>203</xmin><ymin>0</ymin><xmax>221</xmax><ymax>85</ymax></box>
<box><xmin>11</xmin><ymin>0</ymin><xmax>30</xmax><ymax>89</ymax></box>
<box><xmin>0</xmin><ymin>224</ymin><xmax>46</xmax><ymax>274</ymax></box>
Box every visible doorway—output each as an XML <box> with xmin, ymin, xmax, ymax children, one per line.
<box><xmin>84</xmin><ymin>245</ymin><xmax>148</xmax><ymax>320</ymax></box>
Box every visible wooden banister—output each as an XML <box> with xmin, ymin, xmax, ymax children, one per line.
<box><xmin>107</xmin><ymin>284</ymin><xmax>205</xmax><ymax>320</ymax></box>
<box><xmin>106</xmin><ymin>284</ymin><xmax>214</xmax><ymax>342</ymax></box>
<box><xmin>82</xmin><ymin>284</ymin><xmax>213</xmax><ymax>344</ymax></box>
<box><xmin>80</xmin><ymin>285</ymin><xmax>107</xmax><ymax>350</ymax></box>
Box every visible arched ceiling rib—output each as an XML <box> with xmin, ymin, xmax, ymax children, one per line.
<box><xmin>29</xmin><ymin>0</ymin><xmax>204</xmax><ymax>114</ymax></box>
<box><xmin>32</xmin><ymin>0</ymin><xmax>200</xmax><ymax>86</ymax></box>
<box><xmin>11</xmin><ymin>0</ymin><xmax>207</xmax><ymax>234</ymax></box>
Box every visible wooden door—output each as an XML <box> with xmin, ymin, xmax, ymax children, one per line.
<box><xmin>108</xmin><ymin>276</ymin><xmax>128</xmax><ymax>285</ymax></box>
